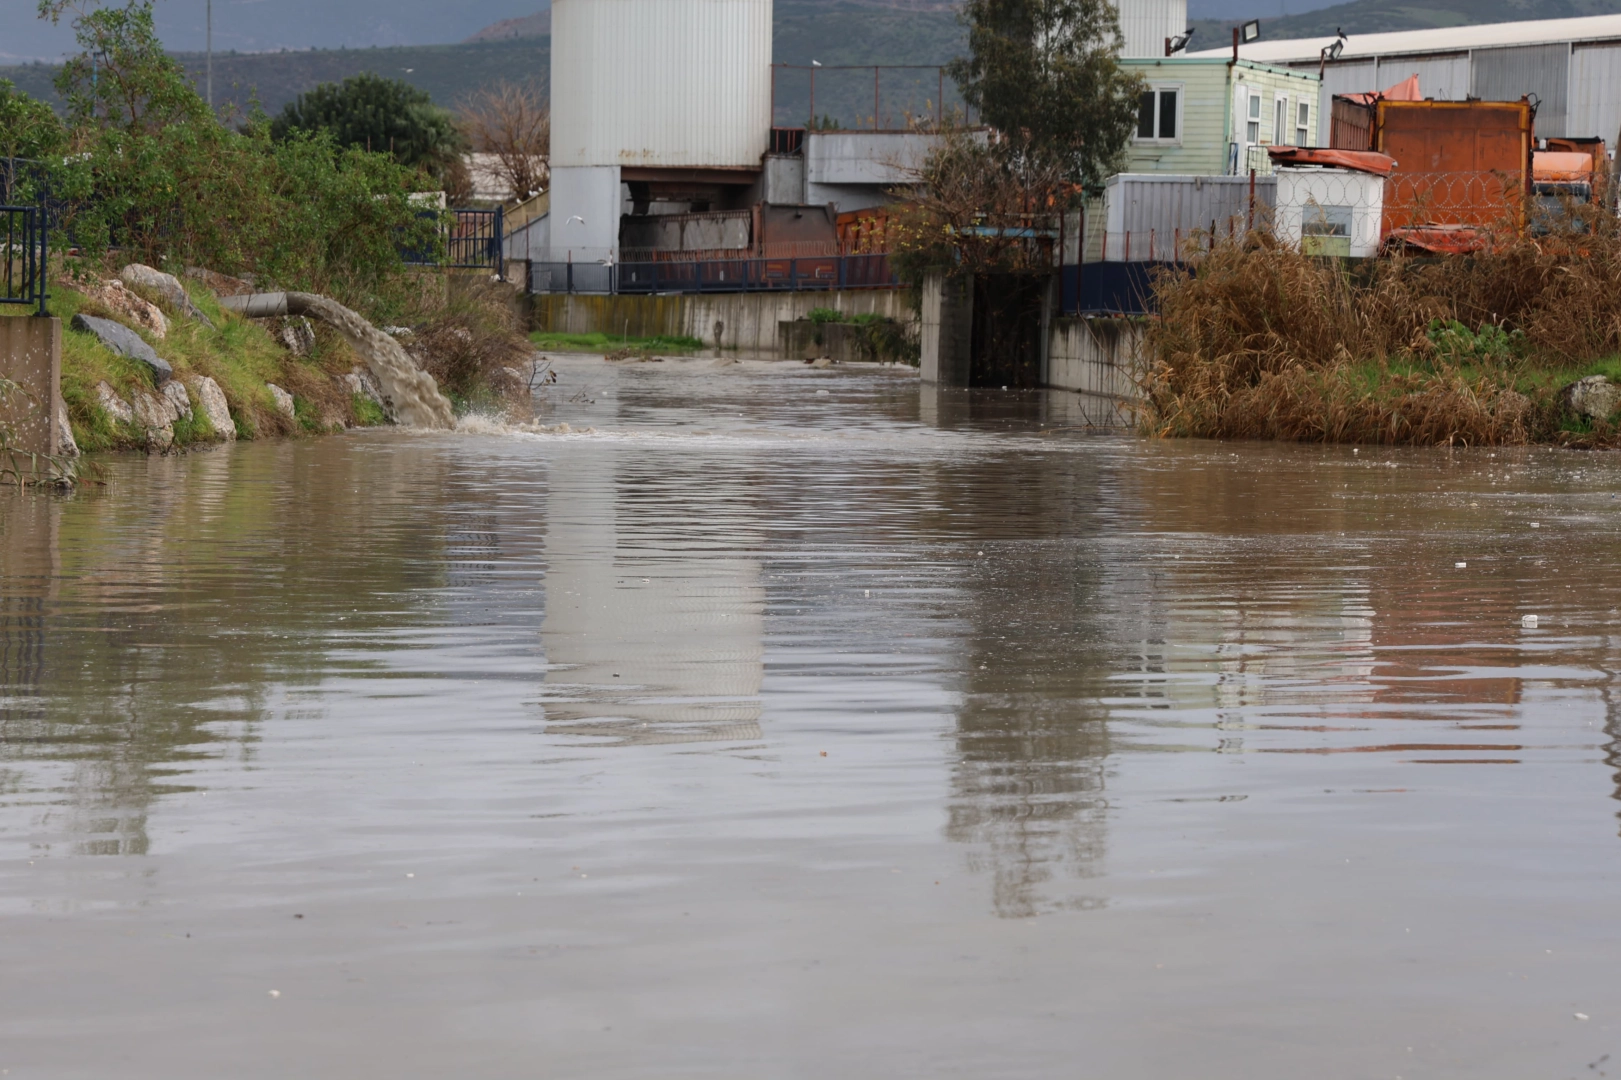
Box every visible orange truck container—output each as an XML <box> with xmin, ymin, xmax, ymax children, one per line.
<box><xmin>1373</xmin><ymin>98</ymin><xmax>1533</xmax><ymax>239</ymax></box>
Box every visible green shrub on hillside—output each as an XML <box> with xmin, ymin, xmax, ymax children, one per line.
<box><xmin>30</xmin><ymin>1</ymin><xmax>441</xmax><ymax>318</ymax></box>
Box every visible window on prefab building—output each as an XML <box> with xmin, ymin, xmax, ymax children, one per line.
<box><xmin>1296</xmin><ymin>101</ymin><xmax>1311</xmax><ymax>146</ymax></box>
<box><xmin>1136</xmin><ymin>87</ymin><xmax>1179</xmax><ymax>141</ymax></box>
<box><xmin>1273</xmin><ymin>96</ymin><xmax>1287</xmax><ymax>145</ymax></box>
<box><xmin>1247</xmin><ymin>92</ymin><xmax>1262</xmax><ymax>145</ymax></box>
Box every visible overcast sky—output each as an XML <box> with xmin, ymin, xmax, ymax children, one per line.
<box><xmin>0</xmin><ymin>0</ymin><xmax>550</xmax><ymax>62</ymax></box>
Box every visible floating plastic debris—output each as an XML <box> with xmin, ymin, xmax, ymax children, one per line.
<box><xmin>1456</xmin><ymin>562</ymin><xmax>1468</xmax><ymax>569</ymax></box>
<box><xmin>1522</xmin><ymin>614</ymin><xmax>1538</xmax><ymax>628</ymax></box>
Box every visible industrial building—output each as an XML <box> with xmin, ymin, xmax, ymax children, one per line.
<box><xmin>522</xmin><ymin>0</ymin><xmax>1200</xmax><ymax>292</ymax></box>
<box><xmin>1191</xmin><ymin>14</ymin><xmax>1621</xmax><ymax>144</ymax></box>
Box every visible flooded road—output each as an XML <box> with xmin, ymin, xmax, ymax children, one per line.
<box><xmin>3</xmin><ymin>356</ymin><xmax>1621</xmax><ymax>1077</ymax></box>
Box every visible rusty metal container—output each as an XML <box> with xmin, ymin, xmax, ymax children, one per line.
<box><xmin>1374</xmin><ymin>98</ymin><xmax>1534</xmax><ymax>235</ymax></box>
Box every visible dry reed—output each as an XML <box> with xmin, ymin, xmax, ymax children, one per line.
<box><xmin>1143</xmin><ymin>215</ymin><xmax>1621</xmax><ymax>446</ymax></box>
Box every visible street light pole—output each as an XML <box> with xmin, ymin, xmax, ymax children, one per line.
<box><xmin>206</xmin><ymin>0</ymin><xmax>213</xmax><ymax>110</ymax></box>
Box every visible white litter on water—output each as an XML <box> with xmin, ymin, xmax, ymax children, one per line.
<box><xmin>1576</xmin><ymin>1013</ymin><xmax>1590</xmax><ymax>1021</ymax></box>
<box><xmin>1456</xmin><ymin>562</ymin><xmax>1468</xmax><ymax>569</ymax></box>
<box><xmin>1531</xmin><ymin>522</ymin><xmax>1541</xmax><ymax>528</ymax></box>
<box><xmin>1522</xmin><ymin>614</ymin><xmax>1539</xmax><ymax>628</ymax></box>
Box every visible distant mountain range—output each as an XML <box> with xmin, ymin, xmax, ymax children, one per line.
<box><xmin>0</xmin><ymin>0</ymin><xmax>967</xmax><ymax>122</ymax></box>
<box><xmin>465</xmin><ymin>11</ymin><xmax>553</xmax><ymax>42</ymax></box>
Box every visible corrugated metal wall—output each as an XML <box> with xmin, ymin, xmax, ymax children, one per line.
<box><xmin>1376</xmin><ymin>52</ymin><xmax>1470</xmax><ymax>99</ymax></box>
<box><xmin>1300</xmin><ymin>37</ymin><xmax>1621</xmax><ymax>144</ymax></box>
<box><xmin>1473</xmin><ymin>44</ymin><xmax>1569</xmax><ymax>136</ymax></box>
<box><xmin>551</xmin><ymin>0</ymin><xmax>773</xmax><ymax>168</ymax></box>
<box><xmin>1317</xmin><ymin>60</ymin><xmax>1378</xmax><ymax>131</ymax></box>
<box><xmin>1101</xmin><ymin>174</ymin><xmax>1277</xmax><ymax>260</ymax></box>
<box><xmin>1118</xmin><ymin>0</ymin><xmax>1188</xmax><ymax>59</ymax></box>
<box><xmin>1569</xmin><ymin>43</ymin><xmax>1621</xmax><ymax>142</ymax></box>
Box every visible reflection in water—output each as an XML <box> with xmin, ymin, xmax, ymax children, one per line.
<box><xmin>539</xmin><ymin>439</ymin><xmax>763</xmax><ymax>746</ymax></box>
<box><xmin>929</xmin><ymin>453</ymin><xmax>1118</xmax><ymax>918</ymax></box>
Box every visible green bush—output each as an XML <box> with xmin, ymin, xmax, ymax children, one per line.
<box><xmin>1426</xmin><ymin>319</ymin><xmax>1525</xmax><ymax>364</ymax></box>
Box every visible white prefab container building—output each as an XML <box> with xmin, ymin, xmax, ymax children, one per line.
<box><xmin>1274</xmin><ymin>167</ymin><xmax>1385</xmax><ymax>258</ymax></box>
<box><xmin>550</xmin><ymin>0</ymin><xmax>773</xmax><ymax>168</ymax></box>
<box><xmin>1100</xmin><ymin>173</ymin><xmax>1277</xmax><ymax>261</ymax></box>
<box><xmin>1117</xmin><ymin>0</ymin><xmax>1188</xmax><ymax>60</ymax></box>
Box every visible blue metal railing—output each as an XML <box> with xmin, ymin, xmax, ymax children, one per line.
<box><xmin>445</xmin><ymin>207</ymin><xmax>503</xmax><ymax>271</ymax></box>
<box><xmin>1059</xmin><ymin>261</ymin><xmax>1177</xmax><ymax>317</ymax></box>
<box><xmin>0</xmin><ymin>205</ymin><xmax>48</xmax><ymax>317</ymax></box>
<box><xmin>405</xmin><ymin>207</ymin><xmax>505</xmax><ymax>276</ymax></box>
<box><xmin>530</xmin><ymin>253</ymin><xmax>899</xmax><ymax>295</ymax></box>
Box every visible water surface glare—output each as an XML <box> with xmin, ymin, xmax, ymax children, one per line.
<box><xmin>3</xmin><ymin>356</ymin><xmax>1621</xmax><ymax>1078</ymax></box>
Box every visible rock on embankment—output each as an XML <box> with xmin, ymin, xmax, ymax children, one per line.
<box><xmin>119</xmin><ymin>264</ymin><xmax>216</xmax><ymax>330</ymax></box>
<box><xmin>219</xmin><ymin>292</ymin><xmax>454</xmax><ymax>428</ymax></box>
<box><xmin>74</xmin><ymin>313</ymin><xmax>235</xmax><ymax>447</ymax></box>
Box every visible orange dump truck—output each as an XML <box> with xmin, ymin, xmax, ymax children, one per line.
<box><xmin>1373</xmin><ymin>98</ymin><xmax>1534</xmax><ymax>247</ymax></box>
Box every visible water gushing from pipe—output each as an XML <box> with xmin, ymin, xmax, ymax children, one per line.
<box><xmin>220</xmin><ymin>292</ymin><xmax>456</xmax><ymax>429</ymax></box>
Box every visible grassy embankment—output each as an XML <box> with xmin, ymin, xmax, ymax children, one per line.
<box><xmin>1143</xmin><ymin>232</ymin><xmax>1621</xmax><ymax>447</ymax></box>
<box><xmin>530</xmin><ymin>331</ymin><xmax>704</xmax><ymax>354</ymax></box>
<box><xmin>3</xmin><ymin>275</ymin><xmax>387</xmax><ymax>453</ymax></box>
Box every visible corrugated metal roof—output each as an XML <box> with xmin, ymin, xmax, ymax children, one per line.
<box><xmin>1187</xmin><ymin>13</ymin><xmax>1621</xmax><ymax>64</ymax></box>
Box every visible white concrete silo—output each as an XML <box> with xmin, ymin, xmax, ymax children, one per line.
<box><xmin>1116</xmin><ymin>0</ymin><xmax>1188</xmax><ymax>59</ymax></box>
<box><xmin>548</xmin><ymin>0</ymin><xmax>774</xmax><ymax>264</ymax></box>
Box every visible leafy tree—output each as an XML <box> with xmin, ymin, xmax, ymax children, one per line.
<box><xmin>47</xmin><ymin>1</ymin><xmax>211</xmax><ymax>132</ymax></box>
<box><xmin>0</xmin><ymin>79</ymin><xmax>67</xmax><ymax>162</ymax></box>
<box><xmin>0</xmin><ymin>79</ymin><xmax>68</xmax><ymax>202</ymax></box>
<box><xmin>947</xmin><ymin>0</ymin><xmax>1142</xmax><ymax>186</ymax></box>
<box><xmin>273</xmin><ymin>73</ymin><xmax>466</xmax><ymax>188</ymax></box>
<box><xmin>33</xmin><ymin>0</ymin><xmax>439</xmax><ymax>313</ymax></box>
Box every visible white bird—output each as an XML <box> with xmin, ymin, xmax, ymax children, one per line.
<box><xmin>811</xmin><ymin>60</ymin><xmax>822</xmax><ymax>67</ymax></box>
<box><xmin>566</xmin><ymin>215</ymin><xmax>586</xmax><ymax>225</ymax></box>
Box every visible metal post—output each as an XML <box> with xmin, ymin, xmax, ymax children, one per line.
<box><xmin>874</xmin><ymin>67</ymin><xmax>880</xmax><ymax>129</ymax></box>
<box><xmin>206</xmin><ymin>0</ymin><xmax>213</xmax><ymax>110</ymax></box>
<box><xmin>495</xmin><ymin>206</ymin><xmax>505</xmax><ymax>280</ymax></box>
<box><xmin>36</xmin><ymin>207</ymin><xmax>47</xmax><ymax>317</ymax></box>
<box><xmin>790</xmin><ymin>258</ymin><xmax>797</xmax><ymax>291</ymax></box>
<box><xmin>938</xmin><ymin>69</ymin><xmax>944</xmax><ymax>128</ymax></box>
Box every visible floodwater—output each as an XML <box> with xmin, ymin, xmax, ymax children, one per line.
<box><xmin>2</xmin><ymin>356</ymin><xmax>1620</xmax><ymax>1078</ymax></box>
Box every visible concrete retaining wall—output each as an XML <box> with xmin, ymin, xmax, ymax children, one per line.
<box><xmin>0</xmin><ymin>316</ymin><xmax>63</xmax><ymax>465</ymax></box>
<box><xmin>1045</xmin><ymin>316</ymin><xmax>1146</xmax><ymax>427</ymax></box>
<box><xmin>919</xmin><ymin>273</ymin><xmax>972</xmax><ymax>386</ymax></box>
<box><xmin>529</xmin><ymin>290</ymin><xmax>913</xmax><ymax>353</ymax></box>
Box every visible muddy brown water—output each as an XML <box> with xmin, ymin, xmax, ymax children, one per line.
<box><xmin>3</xmin><ymin>356</ymin><xmax>1621</xmax><ymax>1078</ymax></box>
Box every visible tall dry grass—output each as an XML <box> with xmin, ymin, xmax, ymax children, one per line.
<box><xmin>1143</xmin><ymin>215</ymin><xmax>1621</xmax><ymax>445</ymax></box>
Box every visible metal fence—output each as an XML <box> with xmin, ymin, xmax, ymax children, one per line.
<box><xmin>529</xmin><ymin>253</ymin><xmax>899</xmax><ymax>295</ymax></box>
<box><xmin>405</xmin><ymin>207</ymin><xmax>505</xmax><ymax>274</ymax></box>
<box><xmin>445</xmin><ymin>207</ymin><xmax>504</xmax><ymax>271</ymax></box>
<box><xmin>770</xmin><ymin>64</ymin><xmax>966</xmax><ymax>131</ymax></box>
<box><xmin>0</xmin><ymin>205</ymin><xmax>48</xmax><ymax>317</ymax></box>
